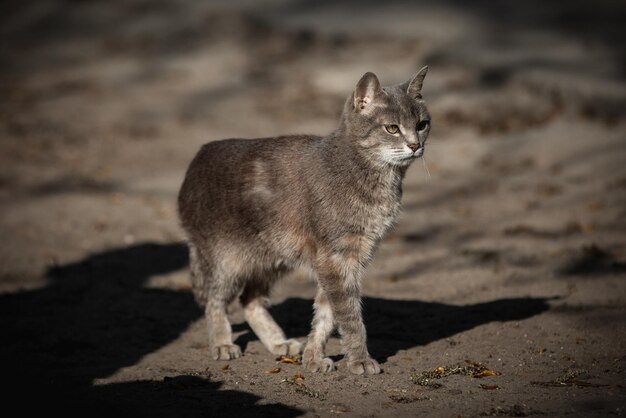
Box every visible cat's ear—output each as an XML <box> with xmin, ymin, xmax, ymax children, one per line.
<box><xmin>354</xmin><ymin>72</ymin><xmax>382</xmax><ymax>113</ymax></box>
<box><xmin>405</xmin><ymin>66</ymin><xmax>428</xmax><ymax>99</ymax></box>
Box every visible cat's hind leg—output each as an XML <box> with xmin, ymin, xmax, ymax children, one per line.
<box><xmin>241</xmin><ymin>280</ymin><xmax>302</xmax><ymax>356</ymax></box>
<box><xmin>205</xmin><ymin>295</ymin><xmax>242</xmax><ymax>360</ymax></box>
<box><xmin>190</xmin><ymin>244</ymin><xmax>242</xmax><ymax>360</ymax></box>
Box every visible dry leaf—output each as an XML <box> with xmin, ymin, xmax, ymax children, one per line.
<box><xmin>412</xmin><ymin>360</ymin><xmax>501</xmax><ymax>387</ymax></box>
<box><xmin>480</xmin><ymin>384</ymin><xmax>499</xmax><ymax>390</ymax></box>
<box><xmin>266</xmin><ymin>367</ymin><xmax>281</xmax><ymax>375</ymax></box>
<box><xmin>276</xmin><ymin>355</ymin><xmax>302</xmax><ymax>365</ymax></box>
<box><xmin>221</xmin><ymin>364</ymin><xmax>230</xmax><ymax>371</ymax></box>
<box><xmin>473</xmin><ymin>369</ymin><xmax>502</xmax><ymax>378</ymax></box>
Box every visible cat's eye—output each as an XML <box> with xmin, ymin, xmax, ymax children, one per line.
<box><xmin>417</xmin><ymin>120</ymin><xmax>430</xmax><ymax>131</ymax></box>
<box><xmin>385</xmin><ymin>124</ymin><xmax>399</xmax><ymax>134</ymax></box>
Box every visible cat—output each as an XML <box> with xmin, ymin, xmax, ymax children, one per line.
<box><xmin>178</xmin><ymin>67</ymin><xmax>430</xmax><ymax>375</ymax></box>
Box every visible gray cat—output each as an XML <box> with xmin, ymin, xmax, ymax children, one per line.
<box><xmin>178</xmin><ymin>67</ymin><xmax>430</xmax><ymax>375</ymax></box>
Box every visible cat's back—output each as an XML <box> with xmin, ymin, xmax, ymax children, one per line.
<box><xmin>178</xmin><ymin>134</ymin><xmax>322</xmax><ymax>233</ymax></box>
<box><xmin>188</xmin><ymin>134</ymin><xmax>321</xmax><ymax>169</ymax></box>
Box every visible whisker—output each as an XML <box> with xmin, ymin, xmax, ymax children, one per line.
<box><xmin>421</xmin><ymin>155</ymin><xmax>432</xmax><ymax>180</ymax></box>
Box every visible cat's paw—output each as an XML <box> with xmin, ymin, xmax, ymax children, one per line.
<box><xmin>302</xmin><ymin>345</ymin><xmax>335</xmax><ymax>372</ymax></box>
<box><xmin>347</xmin><ymin>357</ymin><xmax>381</xmax><ymax>375</ymax></box>
<box><xmin>211</xmin><ymin>344</ymin><xmax>242</xmax><ymax>361</ymax></box>
<box><xmin>271</xmin><ymin>339</ymin><xmax>303</xmax><ymax>356</ymax></box>
<box><xmin>303</xmin><ymin>356</ymin><xmax>335</xmax><ymax>373</ymax></box>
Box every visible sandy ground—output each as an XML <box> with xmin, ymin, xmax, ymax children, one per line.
<box><xmin>1</xmin><ymin>0</ymin><xmax>626</xmax><ymax>416</ymax></box>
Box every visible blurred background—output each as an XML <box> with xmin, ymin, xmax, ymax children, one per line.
<box><xmin>1</xmin><ymin>0</ymin><xmax>625</xmax><ymax>416</ymax></box>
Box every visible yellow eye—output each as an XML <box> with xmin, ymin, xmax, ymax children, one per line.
<box><xmin>385</xmin><ymin>124</ymin><xmax>399</xmax><ymax>134</ymax></box>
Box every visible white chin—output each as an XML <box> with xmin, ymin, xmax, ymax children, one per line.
<box><xmin>400</xmin><ymin>151</ymin><xmax>423</xmax><ymax>165</ymax></box>
<box><xmin>394</xmin><ymin>156</ymin><xmax>415</xmax><ymax>166</ymax></box>
<box><xmin>380</xmin><ymin>149</ymin><xmax>423</xmax><ymax>166</ymax></box>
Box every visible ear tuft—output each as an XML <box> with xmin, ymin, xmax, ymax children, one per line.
<box><xmin>354</xmin><ymin>72</ymin><xmax>381</xmax><ymax>112</ymax></box>
<box><xmin>406</xmin><ymin>65</ymin><xmax>428</xmax><ymax>99</ymax></box>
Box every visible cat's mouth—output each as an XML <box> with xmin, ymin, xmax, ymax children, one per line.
<box><xmin>404</xmin><ymin>146</ymin><xmax>424</xmax><ymax>160</ymax></box>
<box><xmin>394</xmin><ymin>148</ymin><xmax>424</xmax><ymax>165</ymax></box>
<box><xmin>381</xmin><ymin>146</ymin><xmax>425</xmax><ymax>166</ymax></box>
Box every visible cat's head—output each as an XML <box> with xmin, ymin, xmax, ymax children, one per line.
<box><xmin>341</xmin><ymin>67</ymin><xmax>430</xmax><ymax>167</ymax></box>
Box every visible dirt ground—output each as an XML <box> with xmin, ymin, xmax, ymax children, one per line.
<box><xmin>1</xmin><ymin>1</ymin><xmax>625</xmax><ymax>416</ymax></box>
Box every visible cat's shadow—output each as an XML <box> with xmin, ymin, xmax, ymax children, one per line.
<box><xmin>1</xmin><ymin>242</ymin><xmax>299</xmax><ymax>416</ymax></box>
<box><xmin>236</xmin><ymin>295</ymin><xmax>552</xmax><ymax>362</ymax></box>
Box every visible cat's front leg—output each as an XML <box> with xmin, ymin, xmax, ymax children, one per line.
<box><xmin>315</xmin><ymin>254</ymin><xmax>381</xmax><ymax>375</ymax></box>
<box><xmin>303</xmin><ymin>288</ymin><xmax>336</xmax><ymax>372</ymax></box>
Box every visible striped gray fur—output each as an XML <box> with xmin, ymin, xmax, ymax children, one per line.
<box><xmin>178</xmin><ymin>67</ymin><xmax>430</xmax><ymax>374</ymax></box>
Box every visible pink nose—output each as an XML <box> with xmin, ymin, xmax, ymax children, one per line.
<box><xmin>408</xmin><ymin>143</ymin><xmax>420</xmax><ymax>152</ymax></box>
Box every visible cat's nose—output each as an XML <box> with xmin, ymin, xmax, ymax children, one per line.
<box><xmin>407</xmin><ymin>143</ymin><xmax>420</xmax><ymax>152</ymax></box>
